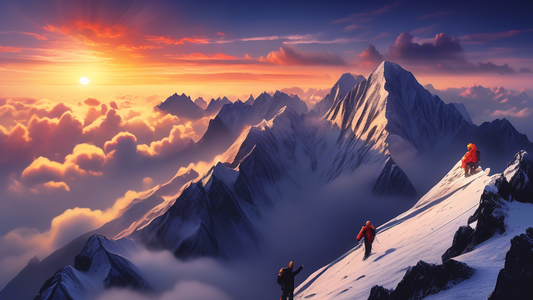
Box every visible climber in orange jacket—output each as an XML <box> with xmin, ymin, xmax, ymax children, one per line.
<box><xmin>357</xmin><ymin>221</ymin><xmax>375</xmax><ymax>259</ymax></box>
<box><xmin>461</xmin><ymin>143</ymin><xmax>478</xmax><ymax>177</ymax></box>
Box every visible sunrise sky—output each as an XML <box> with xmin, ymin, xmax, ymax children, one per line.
<box><xmin>0</xmin><ymin>0</ymin><xmax>532</xmax><ymax>291</ymax></box>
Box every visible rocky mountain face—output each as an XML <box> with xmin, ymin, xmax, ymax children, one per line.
<box><xmin>296</xmin><ymin>149</ymin><xmax>533</xmax><ymax>300</ymax></box>
<box><xmin>34</xmin><ymin>236</ymin><xmax>150</xmax><ymax>300</ymax></box>
<box><xmin>7</xmin><ymin>62</ymin><xmax>533</xmax><ymax>300</ymax></box>
<box><xmin>156</xmin><ymin>93</ymin><xmax>206</xmax><ymax>120</ymax></box>
<box><xmin>489</xmin><ymin>227</ymin><xmax>533</xmax><ymax>300</ymax></box>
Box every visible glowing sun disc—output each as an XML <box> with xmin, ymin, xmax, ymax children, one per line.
<box><xmin>79</xmin><ymin>77</ymin><xmax>89</xmax><ymax>85</ymax></box>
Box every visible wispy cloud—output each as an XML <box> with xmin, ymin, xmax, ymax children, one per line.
<box><xmin>0</xmin><ymin>46</ymin><xmax>22</xmax><ymax>53</ymax></box>
<box><xmin>459</xmin><ymin>29</ymin><xmax>533</xmax><ymax>44</ymax></box>
<box><xmin>145</xmin><ymin>35</ymin><xmax>210</xmax><ymax>45</ymax></box>
<box><xmin>259</xmin><ymin>46</ymin><xmax>346</xmax><ymax>66</ymax></box>
<box><xmin>0</xmin><ymin>31</ymin><xmax>47</xmax><ymax>41</ymax></box>
<box><xmin>333</xmin><ymin>2</ymin><xmax>399</xmax><ymax>23</ymax></box>
<box><xmin>410</xmin><ymin>23</ymin><xmax>439</xmax><ymax>36</ymax></box>
<box><xmin>414</xmin><ymin>11</ymin><xmax>452</xmax><ymax>20</ymax></box>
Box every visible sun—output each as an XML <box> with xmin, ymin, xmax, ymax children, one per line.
<box><xmin>79</xmin><ymin>77</ymin><xmax>89</xmax><ymax>85</ymax></box>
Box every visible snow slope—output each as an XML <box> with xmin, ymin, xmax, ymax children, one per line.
<box><xmin>295</xmin><ymin>161</ymin><xmax>490</xmax><ymax>299</ymax></box>
<box><xmin>295</xmin><ymin>152</ymin><xmax>533</xmax><ymax>300</ymax></box>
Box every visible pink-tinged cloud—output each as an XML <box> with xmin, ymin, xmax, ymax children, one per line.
<box><xmin>74</xmin><ymin>21</ymin><xmax>126</xmax><ymax>38</ymax></box>
<box><xmin>387</xmin><ymin>32</ymin><xmax>464</xmax><ymax>61</ymax></box>
<box><xmin>83</xmin><ymin>98</ymin><xmax>101</xmax><ymax>106</ymax></box>
<box><xmin>20</xmin><ymin>143</ymin><xmax>105</xmax><ymax>186</ymax></box>
<box><xmin>333</xmin><ymin>2</ymin><xmax>399</xmax><ymax>23</ymax></box>
<box><xmin>279</xmin><ymin>87</ymin><xmax>329</xmax><ymax>106</ymax></box>
<box><xmin>27</xmin><ymin>112</ymin><xmax>84</xmax><ymax>157</ymax></box>
<box><xmin>47</xmin><ymin>103</ymin><xmax>72</xmax><ymax>119</ymax></box>
<box><xmin>259</xmin><ymin>46</ymin><xmax>346</xmax><ymax>66</ymax></box>
<box><xmin>109</xmin><ymin>101</ymin><xmax>119</xmax><ymax>110</ymax></box>
<box><xmin>414</xmin><ymin>11</ymin><xmax>452</xmax><ymax>20</ymax></box>
<box><xmin>20</xmin><ymin>157</ymin><xmax>67</xmax><ymax>185</ymax></box>
<box><xmin>0</xmin><ymin>124</ymin><xmax>31</xmax><ymax>164</ymax></box>
<box><xmin>358</xmin><ymin>44</ymin><xmax>383</xmax><ymax>67</ymax></box>
<box><xmin>103</xmin><ymin>132</ymin><xmax>141</xmax><ymax>167</ymax></box>
<box><xmin>84</xmin><ymin>107</ymin><xmax>103</xmax><ymax>127</ymax></box>
<box><xmin>0</xmin><ymin>31</ymin><xmax>47</xmax><ymax>40</ymax></box>
<box><xmin>344</xmin><ymin>24</ymin><xmax>363</xmax><ymax>32</ymax></box>
<box><xmin>384</xmin><ymin>31</ymin><xmax>518</xmax><ymax>74</ymax></box>
<box><xmin>145</xmin><ymin>35</ymin><xmax>209</xmax><ymax>45</ymax></box>
<box><xmin>490</xmin><ymin>107</ymin><xmax>533</xmax><ymax>118</ymax></box>
<box><xmin>172</xmin><ymin>53</ymin><xmax>237</xmax><ymax>60</ymax></box>
<box><xmin>0</xmin><ymin>46</ymin><xmax>21</xmax><ymax>53</ymax></box>
<box><xmin>30</xmin><ymin>181</ymin><xmax>71</xmax><ymax>193</ymax></box>
<box><xmin>43</xmin><ymin>21</ymin><xmax>126</xmax><ymax>39</ymax></box>
<box><xmin>137</xmin><ymin>124</ymin><xmax>195</xmax><ymax>157</ymax></box>
<box><xmin>459</xmin><ymin>84</ymin><xmax>529</xmax><ymax>103</ymax></box>
<box><xmin>0</xmin><ymin>188</ymin><xmax>144</xmax><ymax>282</ymax></box>
<box><xmin>97</xmin><ymin>280</ymin><xmax>232</xmax><ymax>300</ymax></box>
<box><xmin>410</xmin><ymin>24</ymin><xmax>438</xmax><ymax>36</ymax></box>
<box><xmin>65</xmin><ymin>144</ymin><xmax>106</xmax><ymax>175</ymax></box>
<box><xmin>216</xmin><ymin>32</ymin><xmax>226</xmax><ymax>37</ymax></box>
<box><xmin>115</xmin><ymin>44</ymin><xmax>163</xmax><ymax>51</ymax></box>
<box><xmin>459</xmin><ymin>29</ymin><xmax>533</xmax><ymax>44</ymax></box>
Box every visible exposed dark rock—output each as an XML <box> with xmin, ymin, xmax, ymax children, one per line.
<box><xmin>34</xmin><ymin>235</ymin><xmax>151</xmax><ymax>300</ymax></box>
<box><xmin>368</xmin><ymin>260</ymin><xmax>474</xmax><ymax>300</ymax></box>
<box><xmin>489</xmin><ymin>227</ymin><xmax>533</xmax><ymax>300</ymax></box>
<box><xmin>465</xmin><ymin>189</ymin><xmax>506</xmax><ymax>252</ymax></box>
<box><xmin>368</xmin><ymin>285</ymin><xmax>392</xmax><ymax>300</ymax></box>
<box><xmin>441</xmin><ymin>225</ymin><xmax>474</xmax><ymax>263</ymax></box>
<box><xmin>2</xmin><ymin>194</ymin><xmax>163</xmax><ymax>300</ymax></box>
<box><xmin>103</xmin><ymin>254</ymin><xmax>151</xmax><ymax>290</ymax></box>
<box><xmin>372</xmin><ymin>157</ymin><xmax>417</xmax><ymax>197</ymax></box>
<box><xmin>504</xmin><ymin>150</ymin><xmax>533</xmax><ymax>203</ymax></box>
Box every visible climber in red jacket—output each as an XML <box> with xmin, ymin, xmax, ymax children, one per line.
<box><xmin>357</xmin><ymin>221</ymin><xmax>376</xmax><ymax>259</ymax></box>
<box><xmin>461</xmin><ymin>143</ymin><xmax>479</xmax><ymax>177</ymax></box>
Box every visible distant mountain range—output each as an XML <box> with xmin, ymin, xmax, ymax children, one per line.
<box><xmin>3</xmin><ymin>61</ymin><xmax>532</xmax><ymax>300</ymax></box>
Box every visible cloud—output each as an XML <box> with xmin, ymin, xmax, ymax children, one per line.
<box><xmin>98</xmin><ymin>281</ymin><xmax>232</xmax><ymax>300</ymax></box>
<box><xmin>333</xmin><ymin>2</ymin><xmax>398</xmax><ymax>23</ymax></box>
<box><xmin>0</xmin><ymin>124</ymin><xmax>31</xmax><ymax>164</ymax></box>
<box><xmin>145</xmin><ymin>35</ymin><xmax>210</xmax><ymax>45</ymax></box>
<box><xmin>414</xmin><ymin>11</ymin><xmax>452</xmax><ymax>20</ymax></box>
<box><xmin>459</xmin><ymin>29</ymin><xmax>533</xmax><ymax>44</ymax></box>
<box><xmin>259</xmin><ymin>46</ymin><xmax>346</xmax><ymax>66</ymax></box>
<box><xmin>170</xmin><ymin>53</ymin><xmax>237</xmax><ymax>60</ymax></box>
<box><xmin>410</xmin><ymin>24</ymin><xmax>438</xmax><ymax>36</ymax></box>
<box><xmin>279</xmin><ymin>87</ymin><xmax>329</xmax><ymax>107</ymax></box>
<box><xmin>357</xmin><ymin>44</ymin><xmax>383</xmax><ymax>67</ymax></box>
<box><xmin>43</xmin><ymin>21</ymin><xmax>126</xmax><ymax>39</ymax></box>
<box><xmin>0</xmin><ymin>189</ymin><xmax>144</xmax><ymax>288</ymax></box>
<box><xmin>474</xmin><ymin>61</ymin><xmax>514</xmax><ymax>74</ymax></box>
<box><xmin>0</xmin><ymin>31</ymin><xmax>47</xmax><ymax>40</ymax></box>
<box><xmin>137</xmin><ymin>125</ymin><xmax>195</xmax><ymax>157</ymax></box>
<box><xmin>83</xmin><ymin>97</ymin><xmax>101</xmax><ymax>106</ymax></box>
<box><xmin>490</xmin><ymin>107</ymin><xmax>533</xmax><ymax>118</ymax></box>
<box><xmin>520</xmin><ymin>67</ymin><xmax>532</xmax><ymax>73</ymax></box>
<box><xmin>0</xmin><ymin>46</ymin><xmax>21</xmax><ymax>53</ymax></box>
<box><xmin>387</xmin><ymin>32</ymin><xmax>465</xmax><ymax>62</ymax></box>
<box><xmin>425</xmin><ymin>83</ymin><xmax>533</xmax><ymax>139</ymax></box>
<box><xmin>27</xmin><ymin>112</ymin><xmax>84</xmax><ymax>158</ymax></box>
<box><xmin>385</xmin><ymin>31</ymin><xmax>521</xmax><ymax>74</ymax></box>
<box><xmin>142</xmin><ymin>177</ymin><xmax>154</xmax><ymax>190</ymax></box>
<box><xmin>104</xmin><ymin>132</ymin><xmax>140</xmax><ymax>167</ymax></box>
<box><xmin>30</xmin><ymin>181</ymin><xmax>71</xmax><ymax>193</ymax></box>
<box><xmin>20</xmin><ymin>143</ymin><xmax>106</xmax><ymax>186</ymax></box>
